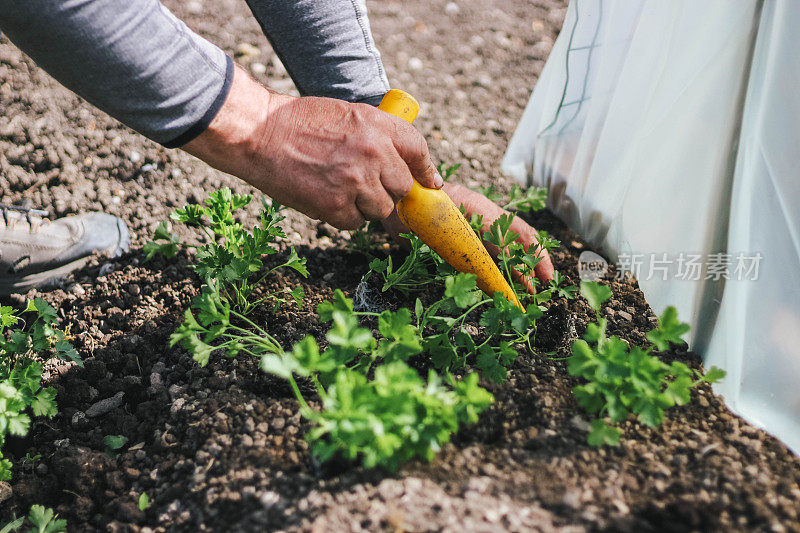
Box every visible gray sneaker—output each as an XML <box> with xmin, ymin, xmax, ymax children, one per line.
<box><xmin>0</xmin><ymin>205</ymin><xmax>130</xmax><ymax>295</ymax></box>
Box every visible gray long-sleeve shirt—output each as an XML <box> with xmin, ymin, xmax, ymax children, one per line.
<box><xmin>0</xmin><ymin>0</ymin><xmax>389</xmax><ymax>147</ymax></box>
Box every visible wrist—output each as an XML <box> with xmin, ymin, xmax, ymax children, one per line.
<box><xmin>182</xmin><ymin>64</ymin><xmax>288</xmax><ymax>178</ymax></box>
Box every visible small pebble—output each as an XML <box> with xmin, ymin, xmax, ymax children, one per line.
<box><xmin>0</xmin><ymin>482</ymin><xmax>11</xmax><ymax>504</ymax></box>
<box><xmin>445</xmin><ymin>2</ymin><xmax>460</xmax><ymax>15</ymax></box>
<box><xmin>470</xmin><ymin>35</ymin><xmax>485</xmax><ymax>47</ymax></box>
<box><xmin>570</xmin><ymin>415</ymin><xmax>590</xmax><ymax>432</ymax></box>
<box><xmin>475</xmin><ymin>74</ymin><xmax>492</xmax><ymax>87</ymax></box>
<box><xmin>408</xmin><ymin>57</ymin><xmax>423</xmax><ymax>70</ymax></box>
<box><xmin>235</xmin><ymin>43</ymin><xmax>261</xmax><ymax>58</ymax></box>
<box><xmin>259</xmin><ymin>491</ymin><xmax>280</xmax><ymax>507</ymax></box>
<box><xmin>69</xmin><ymin>283</ymin><xmax>86</xmax><ymax>296</ymax></box>
<box><xmin>271</xmin><ymin>57</ymin><xmax>288</xmax><ymax>76</ymax></box>
<box><xmin>617</xmin><ymin>310</ymin><xmax>633</xmax><ymax>322</ymax></box>
<box><xmin>71</xmin><ymin>411</ymin><xmax>89</xmax><ymax>429</ymax></box>
<box><xmin>129</xmin><ymin>151</ymin><xmax>142</xmax><ymax>163</ymax></box>
<box><xmin>562</xmin><ymin>488</ymin><xmax>582</xmax><ymax>509</ymax></box>
<box><xmin>250</xmin><ymin>62</ymin><xmax>267</xmax><ymax>75</ymax></box>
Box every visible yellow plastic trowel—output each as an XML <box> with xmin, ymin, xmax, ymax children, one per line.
<box><xmin>377</xmin><ymin>90</ymin><xmax>523</xmax><ymax>310</ymax></box>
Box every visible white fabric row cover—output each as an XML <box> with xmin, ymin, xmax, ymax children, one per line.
<box><xmin>502</xmin><ymin>0</ymin><xmax>800</xmax><ymax>454</ymax></box>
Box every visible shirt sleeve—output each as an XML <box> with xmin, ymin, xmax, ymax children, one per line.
<box><xmin>0</xmin><ymin>0</ymin><xmax>233</xmax><ymax>147</ymax></box>
<box><xmin>245</xmin><ymin>0</ymin><xmax>389</xmax><ymax>104</ymax></box>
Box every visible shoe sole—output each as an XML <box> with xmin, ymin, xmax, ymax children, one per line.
<box><xmin>0</xmin><ymin>217</ymin><xmax>130</xmax><ymax>296</ymax></box>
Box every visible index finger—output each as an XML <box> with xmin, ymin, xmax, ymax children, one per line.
<box><xmin>386</xmin><ymin>116</ymin><xmax>442</xmax><ymax>190</ymax></box>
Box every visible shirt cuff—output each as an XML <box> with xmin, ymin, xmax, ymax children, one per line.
<box><xmin>162</xmin><ymin>55</ymin><xmax>235</xmax><ymax>148</ymax></box>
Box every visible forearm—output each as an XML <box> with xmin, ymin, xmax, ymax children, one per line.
<box><xmin>185</xmin><ymin>66</ymin><xmax>439</xmax><ymax>230</ymax></box>
<box><xmin>0</xmin><ymin>0</ymin><xmax>232</xmax><ymax>146</ymax></box>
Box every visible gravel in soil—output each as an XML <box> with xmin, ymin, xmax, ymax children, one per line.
<box><xmin>2</xmin><ymin>0</ymin><xmax>800</xmax><ymax>532</ymax></box>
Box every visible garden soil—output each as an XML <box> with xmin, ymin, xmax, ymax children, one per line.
<box><xmin>1</xmin><ymin>0</ymin><xmax>800</xmax><ymax>531</ymax></box>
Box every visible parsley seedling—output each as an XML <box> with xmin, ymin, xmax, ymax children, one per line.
<box><xmin>146</xmin><ymin>188</ymin><xmax>308</xmax><ymax>314</ymax></box>
<box><xmin>0</xmin><ymin>300</ymin><xmax>75</xmax><ymax>482</ymax></box>
<box><xmin>177</xmin><ymin>284</ymin><xmax>493</xmax><ymax>471</ymax></box>
<box><xmin>503</xmin><ymin>184</ymin><xmax>547</xmax><ymax>213</ymax></box>
<box><xmin>437</xmin><ymin>162</ymin><xmax>461</xmax><ymax>182</ymax></box>
<box><xmin>163</xmin><ymin>186</ymin><xmax>576</xmax><ymax>470</ymax></box>
<box><xmin>570</xmin><ymin>281</ymin><xmax>726</xmax><ymax>446</ymax></box>
<box><xmin>138</xmin><ymin>492</ymin><xmax>151</xmax><ymax>512</ymax></box>
<box><xmin>1</xmin><ymin>504</ymin><xmax>67</xmax><ymax>533</ymax></box>
<box><xmin>367</xmin><ymin>233</ymin><xmax>451</xmax><ymax>295</ymax></box>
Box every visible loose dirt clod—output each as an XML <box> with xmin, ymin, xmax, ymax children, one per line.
<box><xmin>85</xmin><ymin>392</ymin><xmax>125</xmax><ymax>417</ymax></box>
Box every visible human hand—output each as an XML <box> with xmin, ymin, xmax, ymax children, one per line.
<box><xmin>382</xmin><ymin>182</ymin><xmax>555</xmax><ymax>289</ymax></box>
<box><xmin>183</xmin><ymin>66</ymin><xmax>442</xmax><ymax>229</ymax></box>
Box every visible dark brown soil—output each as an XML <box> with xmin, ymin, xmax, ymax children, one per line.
<box><xmin>2</xmin><ymin>0</ymin><xmax>800</xmax><ymax>532</ymax></box>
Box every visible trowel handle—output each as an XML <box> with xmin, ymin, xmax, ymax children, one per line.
<box><xmin>378</xmin><ymin>89</ymin><xmax>422</xmax><ymax>125</ymax></box>
<box><xmin>377</xmin><ymin>90</ymin><xmax>439</xmax><ymax>220</ymax></box>
<box><xmin>376</xmin><ymin>90</ymin><xmax>524</xmax><ymax>310</ymax></box>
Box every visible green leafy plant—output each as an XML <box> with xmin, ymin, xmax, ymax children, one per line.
<box><xmin>138</xmin><ymin>492</ymin><xmax>151</xmax><ymax>512</ymax></box>
<box><xmin>437</xmin><ymin>162</ymin><xmax>461</xmax><ymax>182</ymax></box>
<box><xmin>174</xmin><ymin>284</ymin><xmax>492</xmax><ymax>471</ymax></box>
<box><xmin>263</xmin><ymin>350</ymin><xmax>492</xmax><ymax>471</ymax></box>
<box><xmin>0</xmin><ymin>299</ymin><xmax>75</xmax><ymax>481</ymax></box>
<box><xmin>0</xmin><ymin>505</ymin><xmax>66</xmax><ymax>533</ymax></box>
<box><xmin>367</xmin><ymin>233</ymin><xmax>450</xmax><ymax>295</ymax></box>
<box><xmin>145</xmin><ymin>188</ymin><xmax>308</xmax><ymax>314</ymax></box>
<box><xmin>348</xmin><ymin>221</ymin><xmax>381</xmax><ymax>257</ymax></box>
<box><xmin>19</xmin><ymin>452</ymin><xmax>42</xmax><ymax>473</ymax></box>
<box><xmin>504</xmin><ymin>184</ymin><xmax>548</xmax><ymax>213</ymax></box>
<box><xmin>364</xmin><ymin>211</ymin><xmax>574</xmax><ymax>383</ymax></box>
<box><xmin>163</xmin><ymin>187</ymin><xmax>574</xmax><ymax>471</ymax></box>
<box><xmin>103</xmin><ymin>434</ymin><xmax>128</xmax><ymax>457</ymax></box>
<box><xmin>569</xmin><ymin>281</ymin><xmax>726</xmax><ymax>446</ymax></box>
<box><xmin>364</xmin><ymin>252</ymin><xmax>544</xmax><ymax>384</ymax></box>
<box><xmin>170</xmin><ymin>281</ymin><xmax>285</xmax><ymax>367</ymax></box>
<box><xmin>548</xmin><ymin>271</ymin><xmax>577</xmax><ymax>300</ymax></box>
<box><xmin>476</xmin><ymin>183</ymin><xmax>547</xmax><ymax>214</ymax></box>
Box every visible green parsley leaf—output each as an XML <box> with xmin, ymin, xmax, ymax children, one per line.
<box><xmin>580</xmin><ymin>281</ymin><xmax>612</xmax><ymax>312</ymax></box>
<box><xmin>587</xmin><ymin>419</ymin><xmax>621</xmax><ymax>447</ymax></box>
<box><xmin>646</xmin><ymin>306</ymin><xmax>690</xmax><ymax>351</ymax></box>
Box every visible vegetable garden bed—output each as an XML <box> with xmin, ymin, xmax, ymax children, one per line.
<box><xmin>2</xmin><ymin>205</ymin><xmax>799</xmax><ymax>532</ymax></box>
<box><xmin>1</xmin><ymin>0</ymin><xmax>800</xmax><ymax>531</ymax></box>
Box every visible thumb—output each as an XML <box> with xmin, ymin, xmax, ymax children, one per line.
<box><xmin>391</xmin><ymin>120</ymin><xmax>443</xmax><ymax>190</ymax></box>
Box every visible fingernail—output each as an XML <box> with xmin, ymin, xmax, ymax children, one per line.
<box><xmin>433</xmin><ymin>172</ymin><xmax>444</xmax><ymax>188</ymax></box>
